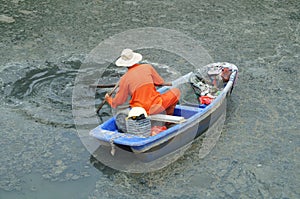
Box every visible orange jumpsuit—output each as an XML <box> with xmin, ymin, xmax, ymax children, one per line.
<box><xmin>106</xmin><ymin>64</ymin><xmax>180</xmax><ymax>115</ymax></box>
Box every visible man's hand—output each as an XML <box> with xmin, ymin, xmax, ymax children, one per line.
<box><xmin>104</xmin><ymin>93</ymin><xmax>113</xmax><ymax>105</ymax></box>
<box><xmin>105</xmin><ymin>93</ymin><xmax>110</xmax><ymax>101</ymax></box>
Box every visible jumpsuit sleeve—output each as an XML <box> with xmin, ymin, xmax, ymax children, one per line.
<box><xmin>107</xmin><ymin>77</ymin><xmax>129</xmax><ymax>108</ymax></box>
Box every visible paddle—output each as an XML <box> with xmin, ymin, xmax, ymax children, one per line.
<box><xmin>96</xmin><ymin>82</ymin><xmax>119</xmax><ymax>114</ymax></box>
<box><xmin>90</xmin><ymin>82</ymin><xmax>172</xmax><ymax>89</ymax></box>
<box><xmin>90</xmin><ymin>84</ymin><xmax>116</xmax><ymax>88</ymax></box>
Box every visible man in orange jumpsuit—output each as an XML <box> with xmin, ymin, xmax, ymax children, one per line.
<box><xmin>105</xmin><ymin>49</ymin><xmax>181</xmax><ymax>115</ymax></box>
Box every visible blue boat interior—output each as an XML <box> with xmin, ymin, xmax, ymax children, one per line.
<box><xmin>101</xmin><ymin>104</ymin><xmax>206</xmax><ymax>132</ymax></box>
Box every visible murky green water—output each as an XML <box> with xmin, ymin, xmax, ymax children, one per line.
<box><xmin>1</xmin><ymin>0</ymin><xmax>299</xmax><ymax>198</ymax></box>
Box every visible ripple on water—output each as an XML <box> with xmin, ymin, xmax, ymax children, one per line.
<box><xmin>0</xmin><ymin>61</ymin><xmax>100</xmax><ymax>193</ymax></box>
<box><xmin>0</xmin><ymin>60</ymin><xmax>82</xmax><ymax>128</ymax></box>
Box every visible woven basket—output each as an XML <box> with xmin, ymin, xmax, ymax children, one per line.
<box><xmin>126</xmin><ymin>117</ymin><xmax>151</xmax><ymax>137</ymax></box>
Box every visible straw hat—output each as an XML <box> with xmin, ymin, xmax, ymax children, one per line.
<box><xmin>115</xmin><ymin>49</ymin><xmax>142</xmax><ymax>67</ymax></box>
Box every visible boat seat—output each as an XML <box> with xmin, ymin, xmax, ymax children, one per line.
<box><xmin>149</xmin><ymin>114</ymin><xmax>186</xmax><ymax>124</ymax></box>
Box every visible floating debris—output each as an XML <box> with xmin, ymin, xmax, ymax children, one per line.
<box><xmin>0</xmin><ymin>15</ymin><xmax>15</xmax><ymax>23</ymax></box>
<box><xmin>19</xmin><ymin>10</ymin><xmax>34</xmax><ymax>15</ymax></box>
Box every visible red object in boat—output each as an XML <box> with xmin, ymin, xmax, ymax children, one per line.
<box><xmin>199</xmin><ymin>96</ymin><xmax>214</xmax><ymax>105</ymax></box>
<box><xmin>151</xmin><ymin>126</ymin><xmax>167</xmax><ymax>136</ymax></box>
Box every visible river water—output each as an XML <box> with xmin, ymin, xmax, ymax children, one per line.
<box><xmin>0</xmin><ymin>0</ymin><xmax>299</xmax><ymax>198</ymax></box>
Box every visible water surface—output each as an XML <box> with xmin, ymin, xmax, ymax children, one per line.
<box><xmin>0</xmin><ymin>0</ymin><xmax>299</xmax><ymax>198</ymax></box>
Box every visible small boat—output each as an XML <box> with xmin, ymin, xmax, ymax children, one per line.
<box><xmin>90</xmin><ymin>62</ymin><xmax>238</xmax><ymax>166</ymax></box>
